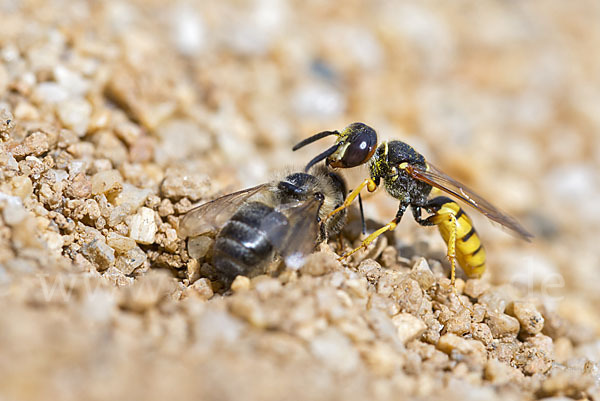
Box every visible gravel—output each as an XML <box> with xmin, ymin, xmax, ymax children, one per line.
<box><xmin>1</xmin><ymin>1</ymin><xmax>600</xmax><ymax>401</ymax></box>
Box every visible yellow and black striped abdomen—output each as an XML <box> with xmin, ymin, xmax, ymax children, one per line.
<box><xmin>426</xmin><ymin>196</ymin><xmax>486</xmax><ymax>278</ymax></box>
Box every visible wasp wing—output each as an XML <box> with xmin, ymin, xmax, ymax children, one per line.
<box><xmin>259</xmin><ymin>196</ymin><xmax>323</xmax><ymax>268</ymax></box>
<box><xmin>178</xmin><ymin>184</ymin><xmax>270</xmax><ymax>238</ymax></box>
<box><xmin>407</xmin><ymin>163</ymin><xmax>533</xmax><ymax>240</ymax></box>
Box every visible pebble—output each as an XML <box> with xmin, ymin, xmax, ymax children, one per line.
<box><xmin>112</xmin><ymin>184</ymin><xmax>152</xmax><ymax>211</ymax></box>
<box><xmin>485</xmin><ymin>312</ymin><xmax>520</xmax><ymax>339</ymax></box>
<box><xmin>128</xmin><ymin>207</ymin><xmax>157</xmax><ymax>245</ymax></box>
<box><xmin>185</xmin><ymin>278</ymin><xmax>214</xmax><ymax>300</ymax></box>
<box><xmin>187</xmin><ymin>236</ymin><xmax>214</xmax><ymax>260</ymax></box>
<box><xmin>115</xmin><ymin>247</ymin><xmax>147</xmax><ymax>275</ymax></box>
<box><xmin>506</xmin><ymin>301</ymin><xmax>545</xmax><ymax>335</ymax></box>
<box><xmin>409</xmin><ymin>257</ymin><xmax>435</xmax><ymax>290</ymax></box>
<box><xmin>484</xmin><ymin>358</ymin><xmax>522</xmax><ymax>385</ymax></box>
<box><xmin>464</xmin><ymin>279</ymin><xmax>490</xmax><ymax>299</ymax></box>
<box><xmin>90</xmin><ymin>169</ymin><xmax>123</xmax><ymax>195</ymax></box>
<box><xmin>392</xmin><ymin>313</ymin><xmax>427</xmax><ymax>344</ymax></box>
<box><xmin>437</xmin><ymin>333</ymin><xmax>487</xmax><ymax>365</ymax></box>
<box><xmin>231</xmin><ymin>275</ymin><xmax>251</xmax><ymax>292</ymax></box>
<box><xmin>118</xmin><ymin>270</ymin><xmax>175</xmax><ymax>312</ymax></box>
<box><xmin>81</xmin><ymin>239</ymin><xmax>115</xmax><ymax>271</ymax></box>
<box><xmin>160</xmin><ymin>167</ymin><xmax>212</xmax><ymax>201</ymax></box>
<box><xmin>310</xmin><ymin>328</ymin><xmax>360</xmax><ymax>374</ymax></box>
<box><xmin>471</xmin><ymin>323</ymin><xmax>494</xmax><ymax>345</ymax></box>
<box><xmin>66</xmin><ymin>172</ymin><xmax>92</xmax><ymax>198</ymax></box>
<box><xmin>56</xmin><ymin>98</ymin><xmax>91</xmax><ymax>136</ymax></box>
<box><xmin>7</xmin><ymin>131</ymin><xmax>50</xmax><ymax>158</ymax></box>
<box><xmin>106</xmin><ymin>232</ymin><xmax>136</xmax><ymax>253</ymax></box>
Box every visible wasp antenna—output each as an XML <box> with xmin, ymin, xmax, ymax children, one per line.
<box><xmin>304</xmin><ymin>144</ymin><xmax>339</xmax><ymax>172</ymax></box>
<box><xmin>293</xmin><ymin>130</ymin><xmax>338</xmax><ymax>151</ymax></box>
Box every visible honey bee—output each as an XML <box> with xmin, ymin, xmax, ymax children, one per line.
<box><xmin>293</xmin><ymin>122</ymin><xmax>532</xmax><ymax>286</ymax></box>
<box><xmin>178</xmin><ymin>165</ymin><xmax>347</xmax><ymax>285</ymax></box>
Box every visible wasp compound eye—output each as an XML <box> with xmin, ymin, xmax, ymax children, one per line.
<box><xmin>337</xmin><ymin>123</ymin><xmax>377</xmax><ymax>168</ymax></box>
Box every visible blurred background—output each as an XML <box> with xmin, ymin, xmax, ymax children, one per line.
<box><xmin>1</xmin><ymin>0</ymin><xmax>600</xmax><ymax>399</ymax></box>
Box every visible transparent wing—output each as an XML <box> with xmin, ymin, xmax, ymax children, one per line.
<box><xmin>260</xmin><ymin>196</ymin><xmax>323</xmax><ymax>264</ymax></box>
<box><xmin>407</xmin><ymin>162</ymin><xmax>533</xmax><ymax>240</ymax></box>
<box><xmin>178</xmin><ymin>184</ymin><xmax>270</xmax><ymax>238</ymax></box>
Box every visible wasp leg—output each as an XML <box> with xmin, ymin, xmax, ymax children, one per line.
<box><xmin>326</xmin><ymin>178</ymin><xmax>377</xmax><ymax>220</ymax></box>
<box><xmin>338</xmin><ymin>204</ymin><xmax>407</xmax><ymax>261</ymax></box>
<box><xmin>338</xmin><ymin>218</ymin><xmax>399</xmax><ymax>261</ymax></box>
<box><xmin>411</xmin><ymin>205</ymin><xmax>435</xmax><ymax>227</ymax></box>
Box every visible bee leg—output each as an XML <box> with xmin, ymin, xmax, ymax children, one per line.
<box><xmin>338</xmin><ymin>204</ymin><xmax>406</xmax><ymax>261</ymax></box>
<box><xmin>326</xmin><ymin>178</ymin><xmax>377</xmax><ymax>220</ymax></box>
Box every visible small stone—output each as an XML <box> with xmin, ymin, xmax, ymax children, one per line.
<box><xmin>344</xmin><ymin>277</ymin><xmax>369</xmax><ymax>299</ymax></box>
<box><xmin>158</xmin><ymin>198</ymin><xmax>174</xmax><ymax>217</ymax></box>
<box><xmin>57</xmin><ymin>98</ymin><xmax>91</xmax><ymax>136</ymax></box>
<box><xmin>486</xmin><ymin>312</ymin><xmax>520</xmax><ymax>339</ymax></box>
<box><xmin>93</xmin><ymin>131</ymin><xmax>128</xmax><ymax>166</ymax></box>
<box><xmin>66</xmin><ymin>172</ymin><xmax>91</xmax><ymax>198</ymax></box>
<box><xmin>485</xmin><ymin>358</ymin><xmax>522</xmax><ymax>385</ymax></box>
<box><xmin>106</xmin><ymin>232</ymin><xmax>136</xmax><ymax>253</ymax></box>
<box><xmin>91</xmin><ymin>169</ymin><xmax>123</xmax><ymax>195</ymax></box>
<box><xmin>229</xmin><ymin>294</ymin><xmax>266</xmax><ymax>328</ymax></box>
<box><xmin>115</xmin><ymin>247</ymin><xmax>147</xmax><ymax>275</ymax></box>
<box><xmin>479</xmin><ymin>288</ymin><xmax>511</xmax><ymax>313</ymax></box>
<box><xmin>185</xmin><ymin>278</ymin><xmax>213</xmax><ymax>300</ymax></box>
<box><xmin>0</xmin><ymin>195</ymin><xmax>27</xmax><ymax>225</ymax></box>
<box><xmin>310</xmin><ymin>329</ymin><xmax>360</xmax><ymax>374</ymax></box>
<box><xmin>472</xmin><ymin>323</ymin><xmax>494</xmax><ymax>345</ymax></box>
<box><xmin>114</xmin><ymin>121</ymin><xmax>142</xmax><ymax>145</ymax></box>
<box><xmin>526</xmin><ymin>334</ymin><xmax>554</xmax><ymax>355</ymax></box>
<box><xmin>10</xmin><ymin>176</ymin><xmax>33</xmax><ymax>199</ymax></box>
<box><xmin>112</xmin><ymin>184</ymin><xmax>152</xmax><ymax>211</ymax></box>
<box><xmin>297</xmin><ymin>247</ymin><xmax>340</xmax><ymax>275</ymax></box>
<box><xmin>392</xmin><ymin>313</ymin><xmax>427</xmax><ymax>344</ymax></box>
<box><xmin>53</xmin><ymin>65</ymin><xmax>89</xmax><ymax>96</ymax></box>
<box><xmin>517</xmin><ymin>346</ymin><xmax>553</xmax><ymax>375</ymax></box>
<box><xmin>7</xmin><ymin>131</ymin><xmax>50</xmax><ymax>158</ymax></box>
<box><xmin>464</xmin><ymin>279</ymin><xmax>490</xmax><ymax>299</ymax></box>
<box><xmin>128</xmin><ymin>207</ymin><xmax>157</xmax><ymax>245</ymax></box>
<box><xmin>410</xmin><ymin>257</ymin><xmax>435</xmax><ymax>290</ymax></box>
<box><xmin>0</xmin><ymin>108</ymin><xmax>14</xmax><ymax>141</ymax></box>
<box><xmin>506</xmin><ymin>301</ymin><xmax>545</xmax><ymax>335</ymax></box>
<box><xmin>160</xmin><ymin>167</ymin><xmax>212</xmax><ymax>201</ymax></box>
<box><xmin>187</xmin><ymin>236</ymin><xmax>214</xmax><ymax>260</ymax></box>
<box><xmin>231</xmin><ymin>276</ymin><xmax>250</xmax><ymax>292</ymax></box>
<box><xmin>118</xmin><ymin>270</ymin><xmax>175</xmax><ymax>312</ymax></box>
<box><xmin>81</xmin><ymin>239</ymin><xmax>115</xmax><ymax>271</ymax></box>
<box><xmin>437</xmin><ymin>333</ymin><xmax>487</xmax><ymax>365</ymax></box>
<box><xmin>444</xmin><ymin>308</ymin><xmax>471</xmax><ymax>336</ymax></box>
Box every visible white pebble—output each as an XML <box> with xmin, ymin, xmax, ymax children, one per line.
<box><xmin>57</xmin><ymin>98</ymin><xmax>92</xmax><ymax>136</ymax></box>
<box><xmin>129</xmin><ymin>207</ymin><xmax>157</xmax><ymax>245</ymax></box>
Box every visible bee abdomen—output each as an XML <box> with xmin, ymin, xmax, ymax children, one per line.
<box><xmin>213</xmin><ymin>202</ymin><xmax>279</xmax><ymax>281</ymax></box>
<box><xmin>427</xmin><ymin>197</ymin><xmax>486</xmax><ymax>278</ymax></box>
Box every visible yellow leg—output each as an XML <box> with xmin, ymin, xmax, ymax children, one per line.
<box><xmin>444</xmin><ymin>214</ymin><xmax>471</xmax><ymax>311</ymax></box>
<box><xmin>446</xmin><ymin>214</ymin><xmax>457</xmax><ymax>288</ymax></box>
<box><xmin>326</xmin><ymin>178</ymin><xmax>377</xmax><ymax>220</ymax></box>
<box><xmin>338</xmin><ymin>219</ymin><xmax>397</xmax><ymax>261</ymax></box>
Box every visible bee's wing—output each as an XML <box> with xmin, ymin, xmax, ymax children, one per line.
<box><xmin>407</xmin><ymin>162</ymin><xmax>533</xmax><ymax>240</ymax></box>
<box><xmin>178</xmin><ymin>184</ymin><xmax>270</xmax><ymax>238</ymax></box>
<box><xmin>260</xmin><ymin>196</ymin><xmax>323</xmax><ymax>267</ymax></box>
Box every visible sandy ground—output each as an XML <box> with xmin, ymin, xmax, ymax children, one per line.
<box><xmin>1</xmin><ymin>1</ymin><xmax>600</xmax><ymax>400</ymax></box>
